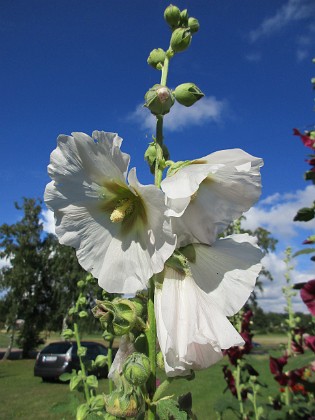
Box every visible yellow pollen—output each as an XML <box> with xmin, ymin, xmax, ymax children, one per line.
<box><xmin>110</xmin><ymin>199</ymin><xmax>133</xmax><ymax>223</ymax></box>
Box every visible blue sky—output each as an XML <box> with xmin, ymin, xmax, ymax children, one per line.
<box><xmin>1</xmin><ymin>0</ymin><xmax>315</xmax><ymax>311</ymax></box>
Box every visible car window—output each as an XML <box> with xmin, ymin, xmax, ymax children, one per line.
<box><xmin>41</xmin><ymin>342</ymin><xmax>72</xmax><ymax>354</ymax></box>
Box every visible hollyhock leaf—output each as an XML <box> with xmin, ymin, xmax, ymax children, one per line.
<box><xmin>162</xmin><ymin>149</ymin><xmax>263</xmax><ymax>247</ymax></box>
<box><xmin>293</xmin><ymin>206</ymin><xmax>315</xmax><ymax>222</ymax></box>
<box><xmin>293</xmin><ymin>248</ymin><xmax>315</xmax><ymax>258</ymax></box>
<box><xmin>45</xmin><ymin>131</ymin><xmax>176</xmax><ymax>294</ymax></box>
<box><xmin>156</xmin><ymin>399</ymin><xmax>187</xmax><ymax>420</ymax></box>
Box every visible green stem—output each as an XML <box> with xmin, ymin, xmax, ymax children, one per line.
<box><xmin>146</xmin><ymin>276</ymin><xmax>157</xmax><ymax>420</ymax></box>
<box><xmin>107</xmin><ymin>339</ymin><xmax>114</xmax><ymax>393</ymax></box>
<box><xmin>73</xmin><ymin>322</ymin><xmax>90</xmax><ymax>404</ymax></box>
<box><xmin>235</xmin><ymin>363</ymin><xmax>245</xmax><ymax>418</ymax></box>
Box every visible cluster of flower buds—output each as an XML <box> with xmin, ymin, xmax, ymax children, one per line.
<box><xmin>164</xmin><ymin>4</ymin><xmax>199</xmax><ymax>53</ymax></box>
<box><xmin>104</xmin><ymin>386</ymin><xmax>144</xmax><ymax>418</ymax></box>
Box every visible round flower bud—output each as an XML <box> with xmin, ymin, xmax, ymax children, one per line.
<box><xmin>188</xmin><ymin>17</ymin><xmax>200</xmax><ymax>34</ymax></box>
<box><xmin>170</xmin><ymin>28</ymin><xmax>192</xmax><ymax>53</ymax></box>
<box><xmin>174</xmin><ymin>83</ymin><xmax>204</xmax><ymax>107</ymax></box>
<box><xmin>147</xmin><ymin>48</ymin><xmax>166</xmax><ymax>70</ymax></box>
<box><xmin>123</xmin><ymin>352</ymin><xmax>151</xmax><ymax>386</ymax></box>
<box><xmin>164</xmin><ymin>4</ymin><xmax>181</xmax><ymax>28</ymax></box>
<box><xmin>144</xmin><ymin>84</ymin><xmax>175</xmax><ymax>116</ymax></box>
<box><xmin>105</xmin><ymin>388</ymin><xmax>143</xmax><ymax>418</ymax></box>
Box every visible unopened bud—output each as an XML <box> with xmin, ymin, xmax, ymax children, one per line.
<box><xmin>123</xmin><ymin>352</ymin><xmax>151</xmax><ymax>386</ymax></box>
<box><xmin>174</xmin><ymin>83</ymin><xmax>204</xmax><ymax>107</ymax></box>
<box><xmin>164</xmin><ymin>4</ymin><xmax>181</xmax><ymax>28</ymax></box>
<box><xmin>188</xmin><ymin>17</ymin><xmax>200</xmax><ymax>33</ymax></box>
<box><xmin>170</xmin><ymin>28</ymin><xmax>192</xmax><ymax>53</ymax></box>
<box><xmin>144</xmin><ymin>84</ymin><xmax>175</xmax><ymax>116</ymax></box>
<box><xmin>105</xmin><ymin>388</ymin><xmax>143</xmax><ymax>418</ymax></box>
<box><xmin>180</xmin><ymin>9</ymin><xmax>189</xmax><ymax>26</ymax></box>
<box><xmin>147</xmin><ymin>48</ymin><xmax>166</xmax><ymax>70</ymax></box>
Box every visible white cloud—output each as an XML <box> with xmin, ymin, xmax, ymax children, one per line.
<box><xmin>243</xmin><ymin>185</ymin><xmax>315</xmax><ymax>239</ymax></box>
<box><xmin>40</xmin><ymin>209</ymin><xmax>56</xmax><ymax>234</ymax></box>
<box><xmin>128</xmin><ymin>96</ymin><xmax>226</xmax><ymax>133</ymax></box>
<box><xmin>257</xmin><ymin>251</ymin><xmax>313</xmax><ymax>312</ymax></box>
<box><xmin>249</xmin><ymin>0</ymin><xmax>315</xmax><ymax>43</ymax></box>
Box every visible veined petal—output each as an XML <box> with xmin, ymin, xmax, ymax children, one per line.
<box><xmin>162</xmin><ymin>149</ymin><xmax>263</xmax><ymax>246</ymax></box>
<box><xmin>45</xmin><ymin>131</ymin><xmax>176</xmax><ymax>294</ymax></box>
<box><xmin>191</xmin><ymin>234</ymin><xmax>263</xmax><ymax>316</ymax></box>
<box><xmin>155</xmin><ymin>271</ymin><xmax>244</xmax><ymax>377</ymax></box>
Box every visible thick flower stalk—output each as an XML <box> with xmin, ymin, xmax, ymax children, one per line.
<box><xmin>44</xmin><ymin>130</ymin><xmax>176</xmax><ymax>294</ymax></box>
<box><xmin>155</xmin><ymin>234</ymin><xmax>263</xmax><ymax>376</ymax></box>
<box><xmin>161</xmin><ymin>149</ymin><xmax>263</xmax><ymax>247</ymax></box>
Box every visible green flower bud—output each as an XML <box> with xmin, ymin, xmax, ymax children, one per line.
<box><xmin>180</xmin><ymin>9</ymin><xmax>189</xmax><ymax>26</ymax></box>
<box><xmin>77</xmin><ymin>280</ymin><xmax>85</xmax><ymax>288</ymax></box>
<box><xmin>123</xmin><ymin>352</ymin><xmax>151</xmax><ymax>386</ymax></box>
<box><xmin>147</xmin><ymin>48</ymin><xmax>166</xmax><ymax>70</ymax></box>
<box><xmin>174</xmin><ymin>83</ymin><xmax>204</xmax><ymax>107</ymax></box>
<box><xmin>144</xmin><ymin>142</ymin><xmax>170</xmax><ymax>174</ymax></box>
<box><xmin>144</xmin><ymin>84</ymin><xmax>175</xmax><ymax>116</ymax></box>
<box><xmin>105</xmin><ymin>388</ymin><xmax>143</xmax><ymax>418</ymax></box>
<box><xmin>92</xmin><ymin>298</ymin><xmax>137</xmax><ymax>336</ymax></box>
<box><xmin>156</xmin><ymin>351</ymin><xmax>165</xmax><ymax>370</ymax></box>
<box><xmin>164</xmin><ymin>4</ymin><xmax>181</xmax><ymax>28</ymax></box>
<box><xmin>170</xmin><ymin>28</ymin><xmax>192</xmax><ymax>53</ymax></box>
<box><xmin>102</xmin><ymin>331</ymin><xmax>115</xmax><ymax>341</ymax></box>
<box><xmin>188</xmin><ymin>17</ymin><xmax>200</xmax><ymax>33</ymax></box>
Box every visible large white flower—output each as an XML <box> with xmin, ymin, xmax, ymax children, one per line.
<box><xmin>155</xmin><ymin>234</ymin><xmax>263</xmax><ymax>377</ymax></box>
<box><xmin>161</xmin><ymin>149</ymin><xmax>263</xmax><ymax>247</ymax></box>
<box><xmin>44</xmin><ymin>131</ymin><xmax>176</xmax><ymax>293</ymax></box>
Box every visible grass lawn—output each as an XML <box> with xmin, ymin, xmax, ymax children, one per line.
<box><xmin>0</xmin><ymin>334</ymin><xmax>313</xmax><ymax>419</ymax></box>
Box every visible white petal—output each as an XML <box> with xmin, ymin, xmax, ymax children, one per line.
<box><xmin>191</xmin><ymin>234</ymin><xmax>263</xmax><ymax>316</ymax></box>
<box><xmin>162</xmin><ymin>149</ymin><xmax>263</xmax><ymax>246</ymax></box>
<box><xmin>155</xmin><ymin>271</ymin><xmax>244</xmax><ymax>377</ymax></box>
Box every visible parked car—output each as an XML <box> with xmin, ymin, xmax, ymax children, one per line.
<box><xmin>34</xmin><ymin>341</ymin><xmax>110</xmax><ymax>381</ymax></box>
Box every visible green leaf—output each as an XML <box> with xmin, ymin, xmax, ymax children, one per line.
<box><xmin>79</xmin><ymin>310</ymin><xmax>88</xmax><ymax>318</ymax></box>
<box><xmin>59</xmin><ymin>372</ymin><xmax>74</xmax><ymax>382</ymax></box>
<box><xmin>156</xmin><ymin>399</ymin><xmax>187</xmax><ymax>420</ymax></box>
<box><xmin>76</xmin><ymin>403</ymin><xmax>89</xmax><ymax>420</ymax></box>
<box><xmin>257</xmin><ymin>406</ymin><xmax>264</xmax><ymax>417</ymax></box>
<box><xmin>293</xmin><ymin>247</ymin><xmax>315</xmax><ymax>257</ymax></box>
<box><xmin>86</xmin><ymin>375</ymin><xmax>98</xmax><ymax>389</ymax></box>
<box><xmin>89</xmin><ymin>395</ymin><xmax>105</xmax><ymax>411</ymax></box>
<box><xmin>70</xmin><ymin>372</ymin><xmax>83</xmax><ymax>391</ymax></box>
<box><xmin>68</xmin><ymin>307</ymin><xmax>77</xmax><ymax>315</ymax></box>
<box><xmin>94</xmin><ymin>355</ymin><xmax>108</xmax><ymax>368</ymax></box>
<box><xmin>61</xmin><ymin>328</ymin><xmax>74</xmax><ymax>339</ymax></box>
<box><xmin>294</xmin><ymin>206</ymin><xmax>315</xmax><ymax>222</ymax></box>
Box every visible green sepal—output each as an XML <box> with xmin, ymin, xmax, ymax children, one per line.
<box><xmin>147</xmin><ymin>48</ymin><xmax>166</xmax><ymax>70</ymax></box>
<box><xmin>61</xmin><ymin>328</ymin><xmax>74</xmax><ymax>339</ymax></box>
<box><xmin>179</xmin><ymin>9</ymin><xmax>189</xmax><ymax>26</ymax></box>
<box><xmin>166</xmin><ymin>250</ymin><xmax>191</xmax><ymax>276</ymax></box>
<box><xmin>174</xmin><ymin>83</ymin><xmax>204</xmax><ymax>107</ymax></box>
<box><xmin>93</xmin><ymin>354</ymin><xmax>108</xmax><ymax>368</ymax></box>
<box><xmin>188</xmin><ymin>17</ymin><xmax>199</xmax><ymax>33</ymax></box>
<box><xmin>86</xmin><ymin>375</ymin><xmax>98</xmax><ymax>389</ymax></box>
<box><xmin>167</xmin><ymin>160</ymin><xmax>192</xmax><ymax>177</ymax></box>
<box><xmin>78</xmin><ymin>296</ymin><xmax>87</xmax><ymax>306</ymax></box>
<box><xmin>68</xmin><ymin>307</ymin><xmax>77</xmax><ymax>315</ymax></box>
<box><xmin>77</xmin><ymin>346</ymin><xmax>87</xmax><ymax>357</ymax></box>
<box><xmin>89</xmin><ymin>395</ymin><xmax>105</xmax><ymax>411</ymax></box>
<box><xmin>77</xmin><ymin>280</ymin><xmax>85</xmax><ymax>288</ymax></box>
<box><xmin>76</xmin><ymin>403</ymin><xmax>89</xmax><ymax>420</ymax></box>
<box><xmin>79</xmin><ymin>310</ymin><xmax>88</xmax><ymax>318</ymax></box>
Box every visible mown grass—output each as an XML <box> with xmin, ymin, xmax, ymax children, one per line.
<box><xmin>0</xmin><ymin>334</ymin><xmax>313</xmax><ymax>419</ymax></box>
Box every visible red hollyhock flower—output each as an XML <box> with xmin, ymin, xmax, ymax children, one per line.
<box><xmin>269</xmin><ymin>355</ymin><xmax>289</xmax><ymax>386</ymax></box>
<box><xmin>293</xmin><ymin>128</ymin><xmax>315</xmax><ymax>150</ymax></box>
<box><xmin>305</xmin><ymin>335</ymin><xmax>315</xmax><ymax>353</ymax></box>
<box><xmin>300</xmin><ymin>279</ymin><xmax>315</xmax><ymax>316</ymax></box>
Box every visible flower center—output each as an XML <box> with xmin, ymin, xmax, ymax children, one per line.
<box><xmin>110</xmin><ymin>199</ymin><xmax>134</xmax><ymax>223</ymax></box>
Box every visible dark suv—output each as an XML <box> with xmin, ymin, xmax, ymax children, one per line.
<box><xmin>34</xmin><ymin>341</ymin><xmax>109</xmax><ymax>381</ymax></box>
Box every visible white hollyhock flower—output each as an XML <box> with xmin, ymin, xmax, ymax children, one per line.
<box><xmin>44</xmin><ymin>131</ymin><xmax>176</xmax><ymax>293</ymax></box>
<box><xmin>161</xmin><ymin>149</ymin><xmax>263</xmax><ymax>247</ymax></box>
<box><xmin>108</xmin><ymin>335</ymin><xmax>135</xmax><ymax>386</ymax></box>
<box><xmin>155</xmin><ymin>234</ymin><xmax>263</xmax><ymax>377</ymax></box>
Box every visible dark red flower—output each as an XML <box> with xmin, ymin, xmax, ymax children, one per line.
<box><xmin>270</xmin><ymin>355</ymin><xmax>289</xmax><ymax>386</ymax></box>
<box><xmin>294</xmin><ymin>128</ymin><xmax>315</xmax><ymax>150</ymax></box>
<box><xmin>300</xmin><ymin>279</ymin><xmax>315</xmax><ymax>315</ymax></box>
<box><xmin>305</xmin><ymin>335</ymin><xmax>315</xmax><ymax>353</ymax></box>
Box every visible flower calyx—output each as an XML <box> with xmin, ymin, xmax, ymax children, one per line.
<box><xmin>170</xmin><ymin>27</ymin><xmax>192</xmax><ymax>53</ymax></box>
<box><xmin>147</xmin><ymin>48</ymin><xmax>166</xmax><ymax>70</ymax></box>
<box><xmin>144</xmin><ymin>84</ymin><xmax>175</xmax><ymax>116</ymax></box>
<box><xmin>122</xmin><ymin>352</ymin><xmax>151</xmax><ymax>386</ymax></box>
<box><xmin>104</xmin><ymin>386</ymin><xmax>143</xmax><ymax>418</ymax></box>
<box><xmin>144</xmin><ymin>141</ymin><xmax>170</xmax><ymax>174</ymax></box>
<box><xmin>174</xmin><ymin>83</ymin><xmax>204</xmax><ymax>107</ymax></box>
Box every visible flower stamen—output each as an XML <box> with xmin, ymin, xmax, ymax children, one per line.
<box><xmin>110</xmin><ymin>199</ymin><xmax>134</xmax><ymax>223</ymax></box>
